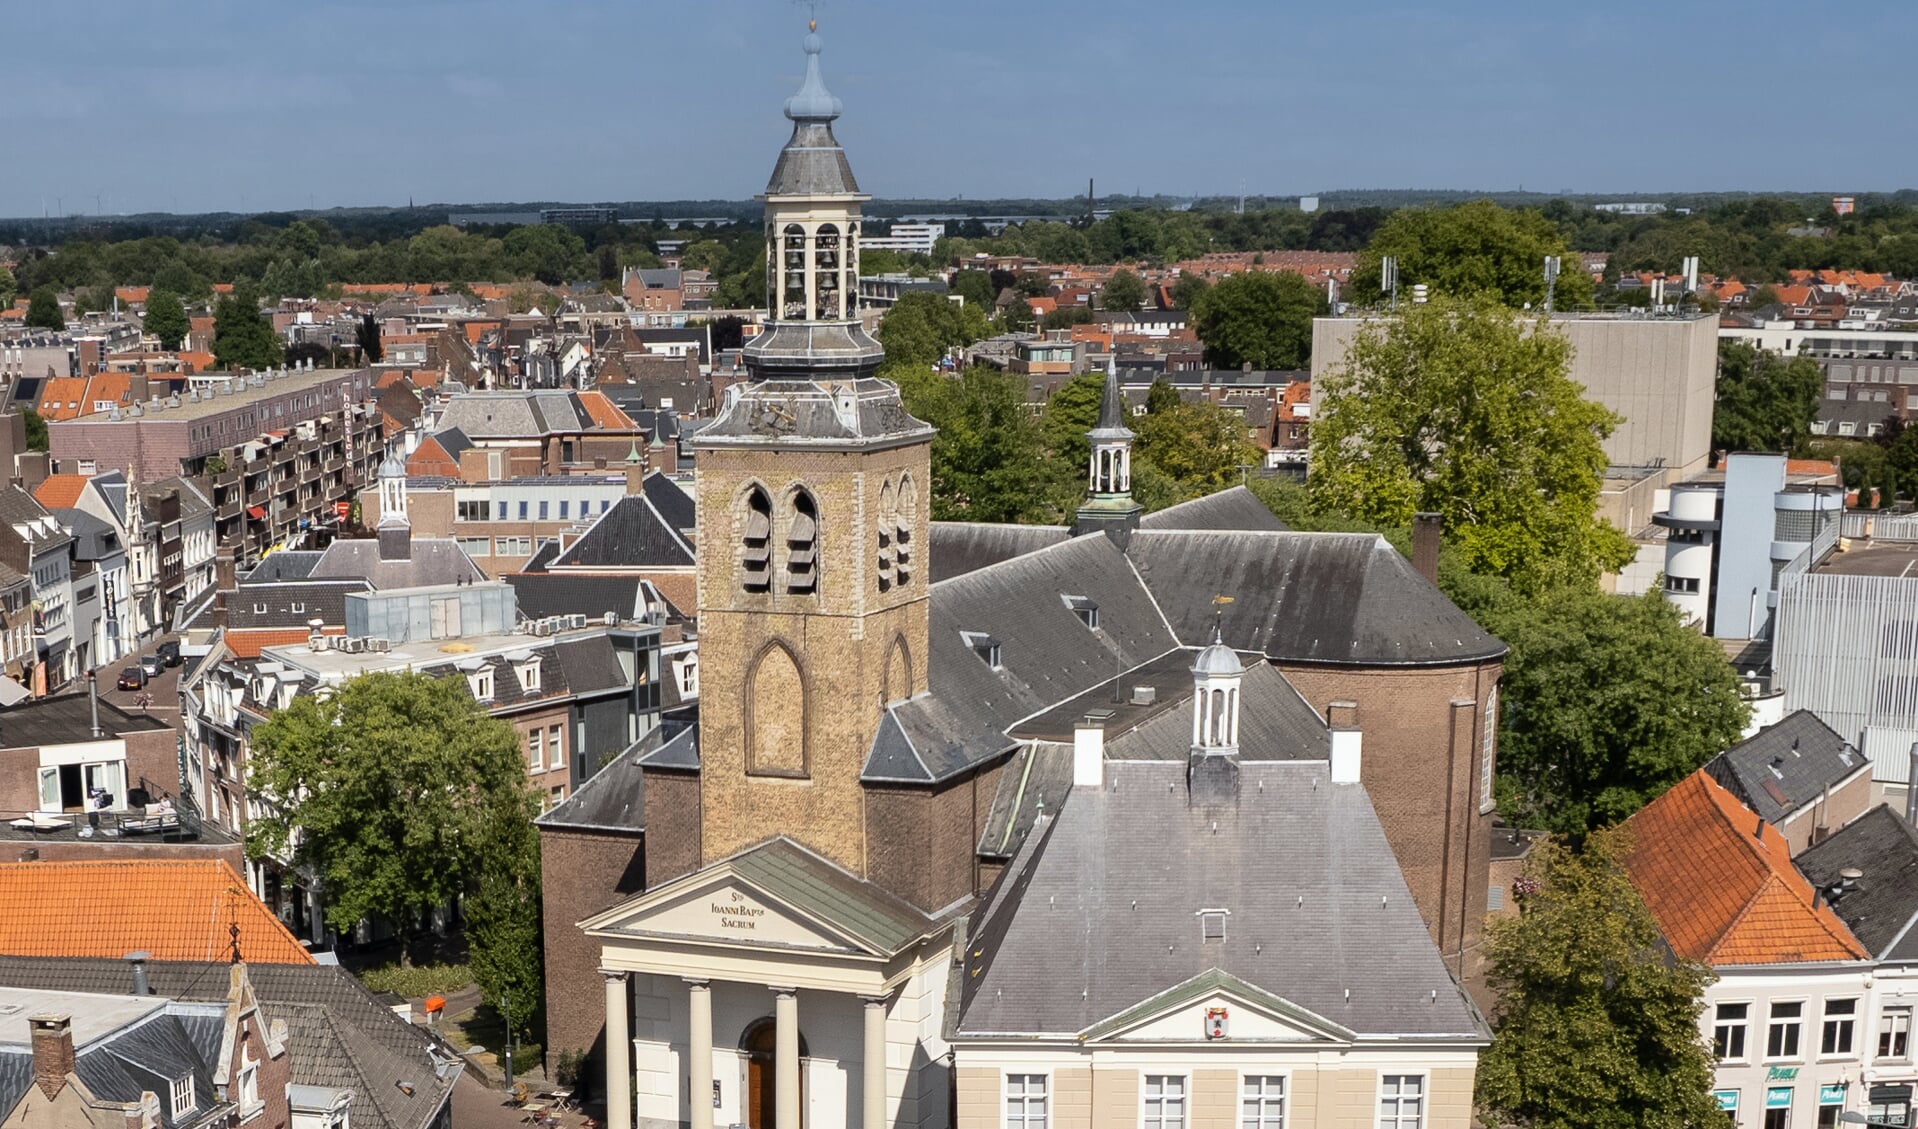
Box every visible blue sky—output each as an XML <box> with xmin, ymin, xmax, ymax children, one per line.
<box><xmin>4</xmin><ymin>0</ymin><xmax>1909</xmax><ymax>217</ymax></box>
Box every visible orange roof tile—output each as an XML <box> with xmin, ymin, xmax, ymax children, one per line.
<box><xmin>0</xmin><ymin>859</ymin><xmax>315</xmax><ymax>964</ymax></box>
<box><xmin>1625</xmin><ymin>772</ymin><xmax>1865</xmax><ymax>966</ymax></box>
<box><xmin>1027</xmin><ymin>297</ymin><xmax>1058</xmax><ymax>316</ymax></box>
<box><xmin>1772</xmin><ymin>285</ymin><xmax>1813</xmax><ymax>307</ymax></box>
<box><xmin>34</xmin><ymin>377</ymin><xmax>90</xmax><ymax>421</ymax></box>
<box><xmin>114</xmin><ymin>286</ymin><xmax>150</xmax><ymax>306</ymax></box>
<box><xmin>577</xmin><ymin>390</ymin><xmax>637</xmax><ymax>431</ymax></box>
<box><xmin>1787</xmin><ymin>459</ymin><xmax>1840</xmax><ymax>479</ymax></box>
<box><xmin>32</xmin><ymin>474</ymin><xmax>90</xmax><ymax>510</ymax></box>
<box><xmin>178</xmin><ymin>350</ymin><xmax>216</xmax><ymax>374</ymax></box>
<box><xmin>226</xmin><ymin>626</ymin><xmax>343</xmax><ymax>659</ymax></box>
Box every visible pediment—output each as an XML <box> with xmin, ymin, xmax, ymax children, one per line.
<box><xmin>584</xmin><ymin>873</ymin><xmax>871</xmax><ymax>956</ymax></box>
<box><xmin>1085</xmin><ymin>972</ymin><xmax>1355</xmax><ymax>1044</ymax></box>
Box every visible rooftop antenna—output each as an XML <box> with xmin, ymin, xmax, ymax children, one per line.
<box><xmin>1543</xmin><ymin>255</ymin><xmax>1560</xmax><ymax>314</ymax></box>
<box><xmin>1381</xmin><ymin>256</ymin><xmax>1399</xmax><ymax>311</ymax></box>
<box><xmin>1237</xmin><ymin>178</ymin><xmax>1246</xmax><ymax>216</ymax></box>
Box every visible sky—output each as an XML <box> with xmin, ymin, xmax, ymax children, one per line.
<box><xmin>4</xmin><ymin>0</ymin><xmax>1912</xmax><ymax>218</ymax></box>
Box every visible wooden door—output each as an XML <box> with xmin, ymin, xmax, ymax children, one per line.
<box><xmin>746</xmin><ymin>1022</ymin><xmax>776</xmax><ymax>1128</ymax></box>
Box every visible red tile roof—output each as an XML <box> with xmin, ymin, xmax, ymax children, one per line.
<box><xmin>1624</xmin><ymin>772</ymin><xmax>1865</xmax><ymax>966</ymax></box>
<box><xmin>577</xmin><ymin>391</ymin><xmax>637</xmax><ymax>431</ymax></box>
<box><xmin>32</xmin><ymin>475</ymin><xmax>90</xmax><ymax>510</ymax></box>
<box><xmin>0</xmin><ymin>860</ymin><xmax>315</xmax><ymax>964</ymax></box>
<box><xmin>226</xmin><ymin>626</ymin><xmax>343</xmax><ymax>659</ymax></box>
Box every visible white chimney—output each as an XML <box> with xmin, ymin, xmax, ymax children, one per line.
<box><xmin>1074</xmin><ymin>718</ymin><xmax>1106</xmax><ymax>789</ymax></box>
<box><xmin>1331</xmin><ymin>728</ymin><xmax>1362</xmax><ymax>783</ymax></box>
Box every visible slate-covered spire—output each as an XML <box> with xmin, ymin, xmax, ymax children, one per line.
<box><xmin>1090</xmin><ymin>355</ymin><xmax>1133</xmax><ymax>439</ymax></box>
<box><xmin>1072</xmin><ymin>356</ymin><xmax>1146</xmax><ymax>545</ymax></box>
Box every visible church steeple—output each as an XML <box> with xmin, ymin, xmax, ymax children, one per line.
<box><xmin>1073</xmin><ymin>358</ymin><xmax>1145</xmax><ymax>545</ymax></box>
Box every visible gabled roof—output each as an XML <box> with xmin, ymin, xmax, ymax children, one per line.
<box><xmin>927</xmin><ymin>523</ymin><xmax>1069</xmax><ymax>583</ymax></box>
<box><xmin>1624</xmin><ymin>772</ymin><xmax>1866</xmax><ymax>966</ymax></box>
<box><xmin>32</xmin><ymin>474</ymin><xmax>90</xmax><ymax>510</ymax></box>
<box><xmin>1705</xmin><ymin>710</ymin><xmax>1868</xmax><ymax>826</ymax></box>
<box><xmin>549</xmin><ymin>487</ymin><xmax>695</xmax><ymax>570</ymax></box>
<box><xmin>1137</xmin><ymin>485</ymin><xmax>1288</xmax><ymax>533</ymax></box>
<box><xmin>0</xmin><ymin>861</ymin><xmax>315</xmax><ymax>965</ymax></box>
<box><xmin>1796</xmin><ymin>806</ymin><xmax>1918</xmax><ymax>962</ymax></box>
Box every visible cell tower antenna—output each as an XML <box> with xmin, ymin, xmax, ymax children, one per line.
<box><xmin>1238</xmin><ymin>178</ymin><xmax>1246</xmax><ymax>215</ymax></box>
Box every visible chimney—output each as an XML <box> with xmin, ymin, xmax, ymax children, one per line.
<box><xmin>1331</xmin><ymin>727</ymin><xmax>1362</xmax><ymax>783</ymax></box>
<box><xmin>128</xmin><ymin>372</ymin><xmax>149</xmax><ymax>404</ymax></box>
<box><xmin>1074</xmin><ymin>715</ymin><xmax>1107</xmax><ymax>789</ymax></box>
<box><xmin>126</xmin><ymin>951</ymin><xmax>152</xmax><ymax>996</ymax></box>
<box><xmin>29</xmin><ymin>1014</ymin><xmax>75</xmax><ymax>1100</ymax></box>
<box><xmin>1411</xmin><ymin>512</ymin><xmax>1442</xmax><ymax>584</ymax></box>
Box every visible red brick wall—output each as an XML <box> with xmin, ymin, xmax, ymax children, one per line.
<box><xmin>539</xmin><ymin>826</ymin><xmax>645</xmax><ymax>1073</ymax></box>
<box><xmin>864</xmin><ymin>760</ymin><xmax>1003</xmax><ymax>912</ymax></box>
<box><xmin>642</xmin><ymin>770</ymin><xmax>701</xmax><ymax>888</ymax></box>
<box><xmin>1277</xmin><ymin>659</ymin><xmax>1501</xmax><ymax>985</ymax></box>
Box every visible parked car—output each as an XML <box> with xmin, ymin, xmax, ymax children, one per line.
<box><xmin>157</xmin><ymin>640</ymin><xmax>181</xmax><ymax>667</ymax></box>
<box><xmin>138</xmin><ymin>654</ymin><xmax>163</xmax><ymax>678</ymax></box>
<box><xmin>117</xmin><ymin>666</ymin><xmax>147</xmax><ymax>691</ymax></box>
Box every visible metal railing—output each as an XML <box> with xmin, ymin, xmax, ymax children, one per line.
<box><xmin>1844</xmin><ymin>512</ymin><xmax>1918</xmax><ymax>542</ymax></box>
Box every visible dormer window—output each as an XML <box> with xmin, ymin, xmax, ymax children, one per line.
<box><xmin>1062</xmin><ymin>594</ymin><xmax>1099</xmax><ymax>630</ymax></box>
<box><xmin>468</xmin><ymin>669</ymin><xmax>494</xmax><ymax>701</ymax></box>
<box><xmin>1198</xmin><ymin>908</ymin><xmax>1229</xmax><ymax>942</ymax></box>
<box><xmin>786</xmin><ymin>491</ymin><xmax>819</xmax><ymax>595</ymax></box>
<box><xmin>962</xmin><ymin>631</ymin><xmax>1003</xmax><ymax>670</ymax></box>
<box><xmin>171</xmin><ymin>1075</ymin><xmax>195</xmax><ymax>1119</ymax></box>
<box><xmin>517</xmin><ymin>660</ymin><xmax>540</xmax><ymax>693</ymax></box>
<box><xmin>741</xmin><ymin>487</ymin><xmax>772</xmax><ymax>593</ymax></box>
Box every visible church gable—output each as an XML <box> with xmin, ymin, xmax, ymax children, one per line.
<box><xmin>586</xmin><ymin>873</ymin><xmax>869</xmax><ymax>955</ymax></box>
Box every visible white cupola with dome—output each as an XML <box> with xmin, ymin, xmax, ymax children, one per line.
<box><xmin>1190</xmin><ymin>628</ymin><xmax>1243</xmax><ymax>757</ymax></box>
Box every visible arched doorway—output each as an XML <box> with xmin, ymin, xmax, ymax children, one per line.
<box><xmin>740</xmin><ymin>1017</ymin><xmax>808</xmax><ymax>1129</ymax></box>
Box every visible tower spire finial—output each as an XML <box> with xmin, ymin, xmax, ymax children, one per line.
<box><xmin>785</xmin><ymin>12</ymin><xmax>842</xmax><ymax>123</ymax></box>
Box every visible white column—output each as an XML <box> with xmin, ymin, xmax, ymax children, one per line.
<box><xmin>686</xmin><ymin>979</ymin><xmax>714</xmax><ymax>1129</ymax></box>
<box><xmin>602</xmin><ymin>970</ymin><xmax>631</xmax><ymax>1129</ymax></box>
<box><xmin>861</xmin><ymin>995</ymin><xmax>889</xmax><ymax>1129</ymax></box>
<box><xmin>773</xmin><ymin>987</ymin><xmax>800</xmax><ymax>1129</ymax></box>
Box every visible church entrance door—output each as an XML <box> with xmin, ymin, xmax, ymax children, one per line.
<box><xmin>741</xmin><ymin>1017</ymin><xmax>805</xmax><ymax>1128</ymax></box>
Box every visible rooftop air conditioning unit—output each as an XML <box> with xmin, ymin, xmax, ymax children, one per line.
<box><xmin>1130</xmin><ymin>686</ymin><xmax>1157</xmax><ymax>706</ymax></box>
<box><xmin>565</xmin><ymin>614</ymin><xmax>587</xmax><ymax>629</ymax></box>
<box><xmin>603</xmin><ymin>611</ymin><xmax>617</xmax><ymax>626</ymax></box>
<box><xmin>368</xmin><ymin>638</ymin><xmax>391</xmax><ymax>653</ymax></box>
<box><xmin>343</xmin><ymin>638</ymin><xmax>365</xmax><ymax>654</ymax></box>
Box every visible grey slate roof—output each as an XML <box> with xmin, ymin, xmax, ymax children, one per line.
<box><xmin>54</xmin><ymin>508</ymin><xmax>123</xmax><ymax>562</ymax></box>
<box><xmin>1127</xmin><ymin>530</ymin><xmax>1506</xmax><ymax>665</ymax></box>
<box><xmin>1138</xmin><ymin>486</ymin><xmax>1289</xmax><ymax>533</ymax></box>
<box><xmin>553</xmin><ymin>634</ymin><xmax>629</xmax><ymax>696</ymax></box>
<box><xmin>537</xmin><ymin>724</ymin><xmax>662</xmax><ymax>833</ymax></box>
<box><xmin>954</xmin><ymin>761</ymin><xmax>1485</xmax><ymax>1041</ymax></box>
<box><xmin>308</xmin><ymin>538</ymin><xmax>485</xmax><ymax>590</ymax></box>
<box><xmin>245</xmin><ymin>551</ymin><xmax>324</xmax><ymax>581</ymax></box>
<box><xmin>1705</xmin><ymin>710</ymin><xmax>1868</xmax><ymax>826</ymax></box>
<box><xmin>928</xmin><ymin>523</ymin><xmax>1070</xmax><ymax>583</ymax></box>
<box><xmin>872</xmin><ymin>534</ymin><xmax>1179</xmax><ymax>784</ymax></box>
<box><xmin>766</xmin><ymin>121</ymin><xmax>860</xmax><ymax>196</ymax></box>
<box><xmin>727</xmin><ymin>838</ymin><xmax>941</xmax><ymax>952</ymax></box>
<box><xmin>0</xmin><ymin>691</ymin><xmax>170</xmax><ymax>748</ymax></box>
<box><xmin>1796</xmin><ymin>806</ymin><xmax>1918</xmax><ymax>962</ymax></box>
<box><xmin>227</xmin><ymin>578</ymin><xmax>366</xmax><ymax>629</ymax></box>
<box><xmin>549</xmin><ymin>491</ymin><xmax>695</xmax><ymax>569</ymax></box>
<box><xmin>507</xmin><ymin>574</ymin><xmax>665</xmax><ymax>621</ymax></box>
<box><xmin>0</xmin><ymin>957</ymin><xmax>459</xmax><ymax>1129</ymax></box>
<box><xmin>693</xmin><ymin>376</ymin><xmax>923</xmax><ymax>448</ymax></box>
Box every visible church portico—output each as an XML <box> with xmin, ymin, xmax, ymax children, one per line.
<box><xmin>584</xmin><ymin>838</ymin><xmax>958</xmax><ymax>1129</ymax></box>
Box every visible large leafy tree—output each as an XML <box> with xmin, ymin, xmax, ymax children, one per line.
<box><xmin>1311</xmin><ymin>295</ymin><xmax>1634</xmax><ymax>591</ymax></box>
<box><xmin>1189</xmin><ymin>269</ymin><xmax>1326</xmax><ymax>370</ymax></box>
<box><xmin>142</xmin><ymin>288</ymin><xmax>189</xmax><ymax>350</ymax></box>
<box><xmin>503</xmin><ymin>224</ymin><xmax>591</xmax><ymax>285</ymax></box>
<box><xmin>25</xmin><ymin>286</ymin><xmax>63</xmax><ymax>330</ymax></box>
<box><xmin>1352</xmin><ymin>200</ymin><xmax>1594</xmax><ymax>309</ymax></box>
<box><xmin>0</xmin><ymin>265</ymin><xmax>15</xmax><ymax>305</ymax></box>
<box><xmin>894</xmin><ymin>364</ymin><xmax>1067</xmax><ymax>523</ymax></box>
<box><xmin>1481</xmin><ymin>587</ymin><xmax>1748</xmax><ymax>835</ymax></box>
<box><xmin>212</xmin><ymin>284</ymin><xmax>283</xmax><ymax>371</ymax></box>
<box><xmin>876</xmin><ymin>290</ymin><xmax>990</xmax><ymax>369</ymax></box>
<box><xmin>1136</xmin><ymin>397</ymin><xmax>1261</xmax><ymax>494</ymax></box>
<box><xmin>1477</xmin><ymin>829</ymin><xmax>1721</xmax><ymax>1129</ymax></box>
<box><xmin>245</xmin><ymin>671</ymin><xmax>541</xmax><ymax>968</ymax></box>
<box><xmin>466</xmin><ymin>791</ymin><xmax>543</xmax><ymax>1045</ymax></box>
<box><xmin>1101</xmin><ymin>268</ymin><xmax>1147</xmax><ymax>311</ymax></box>
<box><xmin>949</xmin><ymin>269</ymin><xmax>997</xmax><ymax>311</ymax></box>
<box><xmin>1713</xmin><ymin>341</ymin><xmax>1822</xmax><ymax>452</ymax></box>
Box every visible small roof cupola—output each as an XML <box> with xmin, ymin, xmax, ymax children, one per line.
<box><xmin>375</xmin><ymin>453</ymin><xmax>412</xmax><ymax>561</ymax></box>
<box><xmin>1073</xmin><ymin>358</ymin><xmax>1145</xmax><ymax>546</ymax></box>
<box><xmin>1187</xmin><ymin>628</ymin><xmax>1244</xmax><ymax>804</ymax></box>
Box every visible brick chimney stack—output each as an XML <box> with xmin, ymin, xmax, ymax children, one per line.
<box><xmin>29</xmin><ymin>1013</ymin><xmax>75</xmax><ymax>1099</ymax></box>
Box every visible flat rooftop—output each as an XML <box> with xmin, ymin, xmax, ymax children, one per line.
<box><xmin>0</xmin><ymin>987</ymin><xmax>166</xmax><ymax>1048</ymax></box>
<box><xmin>259</xmin><ymin>625</ymin><xmax>612</xmax><ymax>680</ymax></box>
<box><xmin>55</xmin><ymin>367</ymin><xmax>367</xmax><ymax>424</ymax></box>
<box><xmin>1814</xmin><ymin>541</ymin><xmax>1918</xmax><ymax>578</ymax></box>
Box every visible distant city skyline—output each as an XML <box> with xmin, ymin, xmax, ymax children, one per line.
<box><xmin>4</xmin><ymin>0</ymin><xmax>1912</xmax><ymax>219</ymax></box>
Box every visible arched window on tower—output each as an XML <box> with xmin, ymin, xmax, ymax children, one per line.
<box><xmin>782</xmin><ymin>224</ymin><xmax>808</xmax><ymax>321</ymax></box>
<box><xmin>877</xmin><ymin>480</ymin><xmax>896</xmax><ymax>593</ymax></box>
<box><xmin>814</xmin><ymin>224</ymin><xmax>841</xmax><ymax>320</ymax></box>
<box><xmin>787</xmin><ymin>490</ymin><xmax>820</xmax><ymax>595</ymax></box>
<box><xmin>741</xmin><ymin>487</ymin><xmax>773</xmax><ymax>594</ymax></box>
<box><xmin>894</xmin><ymin>473</ymin><xmax>917</xmax><ymax>585</ymax></box>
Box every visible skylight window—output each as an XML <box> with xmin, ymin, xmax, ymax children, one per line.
<box><xmin>961</xmin><ymin>631</ymin><xmax>1003</xmax><ymax>670</ymax></box>
<box><xmin>1062</xmin><ymin>594</ymin><xmax>1099</xmax><ymax>630</ymax></box>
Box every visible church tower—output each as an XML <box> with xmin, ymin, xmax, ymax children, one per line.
<box><xmin>688</xmin><ymin>22</ymin><xmax>934</xmax><ymax>874</ymax></box>
<box><xmin>1073</xmin><ymin>358</ymin><xmax>1144</xmax><ymax>543</ymax></box>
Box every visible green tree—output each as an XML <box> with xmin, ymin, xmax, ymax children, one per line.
<box><xmin>1311</xmin><ymin>296</ymin><xmax>1634</xmax><ymax>591</ymax></box>
<box><xmin>142</xmin><ymin>288</ymin><xmax>189</xmax><ymax>350</ymax></box>
<box><xmin>1886</xmin><ymin>423</ymin><xmax>1918</xmax><ymax>500</ymax></box>
<box><xmin>950</xmin><ymin>270</ymin><xmax>997</xmax><ymax>311</ymax></box>
<box><xmin>877</xmin><ymin>290</ymin><xmax>990</xmax><ymax>369</ymax></box>
<box><xmin>245</xmin><ymin>671</ymin><xmax>540</xmax><ymax>966</ymax></box>
<box><xmin>997</xmin><ymin>298</ymin><xmax>1036</xmax><ymax>333</ymax></box>
<box><xmin>1136</xmin><ymin>398</ymin><xmax>1261</xmax><ymax>494</ymax></box>
<box><xmin>1476</xmin><ymin>829</ymin><xmax>1720</xmax><ymax>1129</ymax></box>
<box><xmin>1189</xmin><ymin>270</ymin><xmax>1326</xmax><ymax>370</ymax></box>
<box><xmin>503</xmin><ymin>224</ymin><xmax>590</xmax><ymax>285</ymax></box>
<box><xmin>1353</xmin><ymin>200</ymin><xmax>1595</xmax><ymax>309</ymax></box>
<box><xmin>1167</xmin><ymin>272</ymin><xmax>1210</xmax><ymax>311</ymax></box>
<box><xmin>1713</xmin><ymin>341</ymin><xmax>1822</xmax><ymax>453</ymax></box>
<box><xmin>1746</xmin><ymin>283</ymin><xmax>1781</xmax><ymax>309</ymax></box>
<box><xmin>1041</xmin><ymin>306</ymin><xmax>1095</xmax><ymax>331</ymax></box>
<box><xmin>895</xmin><ymin>365</ymin><xmax>1068</xmax><ymax>523</ymax></box>
<box><xmin>466</xmin><ymin>795</ymin><xmax>543</xmax><ymax>1045</ymax></box>
<box><xmin>1483</xmin><ymin>588</ymin><xmax>1748</xmax><ymax>835</ymax></box>
<box><xmin>1101</xmin><ymin>268</ymin><xmax>1147</xmax><ymax>311</ymax></box>
<box><xmin>152</xmin><ymin>260</ymin><xmax>210</xmax><ymax>303</ymax></box>
<box><xmin>25</xmin><ymin>286</ymin><xmax>63</xmax><ymax>330</ymax></box>
<box><xmin>19</xmin><ymin>408</ymin><xmax>48</xmax><ymax>453</ymax></box>
<box><xmin>0</xmin><ymin>265</ymin><xmax>15</xmax><ymax>305</ymax></box>
<box><xmin>212</xmin><ymin>285</ymin><xmax>283</xmax><ymax>372</ymax></box>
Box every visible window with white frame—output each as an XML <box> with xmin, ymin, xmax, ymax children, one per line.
<box><xmin>518</xmin><ymin>660</ymin><xmax>540</xmax><ymax>692</ymax></box>
<box><xmin>170</xmin><ymin>1075</ymin><xmax>195</xmax><ymax>1119</ymax></box>
<box><xmin>1715</xmin><ymin>1002</ymin><xmax>1751</xmax><ymax>1060</ymax></box>
<box><xmin>1242</xmin><ymin>1075</ymin><xmax>1285</xmax><ymax>1129</ymax></box>
<box><xmin>1880</xmin><ymin>1007</ymin><xmax>1912</xmax><ymax>1060</ymax></box>
<box><xmin>549</xmin><ymin>724</ymin><xmax>564</xmax><ymax>767</ymax></box>
<box><xmin>1823</xmin><ymin>998</ymin><xmax>1857</xmax><ymax>1056</ymax></box>
<box><xmin>528</xmin><ymin>727</ymin><xmax>544</xmax><ymax>771</ymax></box>
<box><xmin>468</xmin><ymin>670</ymin><xmax>494</xmax><ymax>701</ymax></box>
<box><xmin>1378</xmin><ymin>1075</ymin><xmax>1423</xmax><ymax>1129</ymax></box>
<box><xmin>1144</xmin><ymin>1075</ymin><xmax>1187</xmax><ymax>1129</ymax></box>
<box><xmin>1769</xmin><ymin>1001</ymin><xmax>1804</xmax><ymax>1059</ymax></box>
<box><xmin>1005</xmin><ymin>1073</ymin><xmax>1047</xmax><ymax>1128</ymax></box>
<box><xmin>238</xmin><ymin>1047</ymin><xmax>259</xmax><ymax>1111</ymax></box>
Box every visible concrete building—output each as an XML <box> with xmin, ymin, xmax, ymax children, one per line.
<box><xmin>860</xmin><ymin>222</ymin><xmax>942</xmax><ymax>256</ymax></box>
<box><xmin>1720</xmin><ymin>321</ymin><xmax>1918</xmax><ymax>437</ymax></box>
<box><xmin>363</xmin><ymin>469</ymin><xmax>649</xmax><ymax>577</ymax></box>
<box><xmin>1655</xmin><ymin>454</ymin><xmax>1845</xmax><ymax>640</ymax></box>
